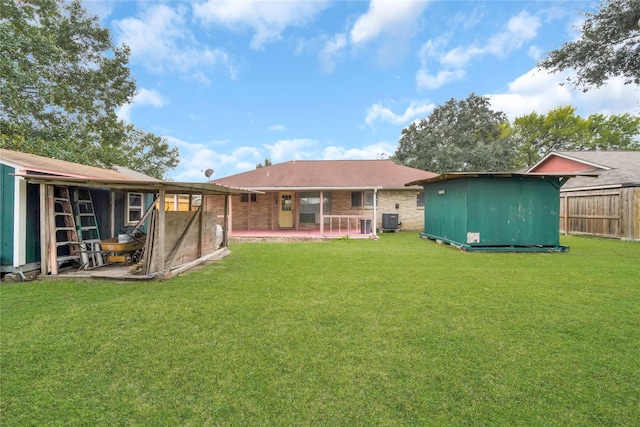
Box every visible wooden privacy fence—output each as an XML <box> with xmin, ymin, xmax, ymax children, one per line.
<box><xmin>560</xmin><ymin>186</ymin><xmax>640</xmax><ymax>241</ymax></box>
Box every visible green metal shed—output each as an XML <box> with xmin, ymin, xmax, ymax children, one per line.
<box><xmin>406</xmin><ymin>173</ymin><xmax>577</xmax><ymax>252</ymax></box>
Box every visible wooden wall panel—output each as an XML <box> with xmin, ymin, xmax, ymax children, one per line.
<box><xmin>560</xmin><ymin>187</ymin><xmax>640</xmax><ymax>240</ymax></box>
<box><xmin>147</xmin><ymin>210</ymin><xmax>217</xmax><ymax>274</ymax></box>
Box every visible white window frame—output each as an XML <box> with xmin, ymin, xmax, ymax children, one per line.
<box><xmin>126</xmin><ymin>192</ymin><xmax>144</xmax><ymax>226</ymax></box>
<box><xmin>417</xmin><ymin>191</ymin><xmax>425</xmax><ymax>209</ymax></box>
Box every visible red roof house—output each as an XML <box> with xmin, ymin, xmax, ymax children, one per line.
<box><xmin>528</xmin><ymin>151</ymin><xmax>640</xmax><ymax>240</ymax></box>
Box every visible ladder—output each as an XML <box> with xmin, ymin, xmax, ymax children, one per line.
<box><xmin>72</xmin><ymin>188</ymin><xmax>105</xmax><ymax>269</ymax></box>
<box><xmin>51</xmin><ymin>186</ymin><xmax>81</xmax><ymax>269</ymax></box>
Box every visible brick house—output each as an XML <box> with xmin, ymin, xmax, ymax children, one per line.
<box><xmin>205</xmin><ymin>160</ymin><xmax>437</xmax><ymax>237</ymax></box>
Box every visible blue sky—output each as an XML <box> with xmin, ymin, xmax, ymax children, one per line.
<box><xmin>86</xmin><ymin>0</ymin><xmax>640</xmax><ymax>181</ymax></box>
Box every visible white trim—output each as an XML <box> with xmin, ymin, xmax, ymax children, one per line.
<box><xmin>235</xmin><ymin>186</ymin><xmax>399</xmax><ymax>191</ymax></box>
<box><xmin>0</xmin><ymin>160</ymin><xmax>98</xmax><ymax>179</ymax></box>
<box><xmin>110</xmin><ymin>192</ymin><xmax>115</xmax><ymax>237</ymax></box>
<box><xmin>125</xmin><ymin>192</ymin><xmax>144</xmax><ymax>226</ymax></box>
<box><xmin>373</xmin><ymin>188</ymin><xmax>378</xmax><ymax>238</ymax></box>
<box><xmin>13</xmin><ymin>175</ymin><xmax>27</xmax><ymax>267</ymax></box>
<box><xmin>561</xmin><ymin>183</ymin><xmax>628</xmax><ymax>192</ymax></box>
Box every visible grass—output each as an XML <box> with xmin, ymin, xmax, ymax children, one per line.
<box><xmin>1</xmin><ymin>233</ymin><xmax>639</xmax><ymax>426</ymax></box>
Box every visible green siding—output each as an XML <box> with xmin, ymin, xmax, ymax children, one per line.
<box><xmin>466</xmin><ymin>178</ymin><xmax>560</xmax><ymax>247</ymax></box>
<box><xmin>424</xmin><ymin>179</ymin><xmax>468</xmax><ymax>245</ymax></box>
<box><xmin>423</xmin><ymin>176</ymin><xmax>563</xmax><ymax>249</ymax></box>
<box><xmin>1</xmin><ymin>164</ymin><xmax>15</xmax><ymax>265</ymax></box>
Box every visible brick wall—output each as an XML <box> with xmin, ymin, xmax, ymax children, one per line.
<box><xmin>376</xmin><ymin>189</ymin><xmax>424</xmax><ymax>231</ymax></box>
<box><xmin>204</xmin><ymin>189</ymin><xmax>425</xmax><ymax>231</ymax></box>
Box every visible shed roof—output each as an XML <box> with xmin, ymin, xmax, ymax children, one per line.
<box><xmin>0</xmin><ymin>148</ymin><xmax>155</xmax><ymax>181</ymax></box>
<box><xmin>405</xmin><ymin>172</ymin><xmax>588</xmax><ymax>186</ymax></box>
<box><xmin>528</xmin><ymin>151</ymin><xmax>640</xmax><ymax>190</ymax></box>
<box><xmin>1</xmin><ymin>149</ymin><xmax>252</xmax><ymax>195</ymax></box>
<box><xmin>212</xmin><ymin>159</ymin><xmax>438</xmax><ymax>190</ymax></box>
<box><xmin>16</xmin><ymin>174</ymin><xmax>253</xmax><ymax>196</ymax></box>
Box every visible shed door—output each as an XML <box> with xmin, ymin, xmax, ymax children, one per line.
<box><xmin>278</xmin><ymin>192</ymin><xmax>294</xmax><ymax>228</ymax></box>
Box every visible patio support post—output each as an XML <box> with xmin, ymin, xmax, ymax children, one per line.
<box><xmin>39</xmin><ymin>183</ymin><xmax>48</xmax><ymax>276</ymax></box>
<box><xmin>46</xmin><ymin>185</ymin><xmax>57</xmax><ymax>275</ymax></box>
<box><xmin>13</xmin><ymin>176</ymin><xmax>27</xmax><ymax>269</ymax></box>
<box><xmin>110</xmin><ymin>192</ymin><xmax>115</xmax><ymax>237</ymax></box>
<box><xmin>247</xmin><ymin>192</ymin><xmax>252</xmax><ymax>230</ymax></box>
<box><xmin>198</xmin><ymin>202</ymin><xmax>203</xmax><ymax>257</ymax></box>
<box><xmin>373</xmin><ymin>188</ymin><xmax>378</xmax><ymax>237</ymax></box>
<box><xmin>319</xmin><ymin>190</ymin><xmax>324</xmax><ymax>235</ymax></box>
<box><xmin>158</xmin><ymin>189</ymin><xmax>166</xmax><ymax>274</ymax></box>
<box><xmin>222</xmin><ymin>194</ymin><xmax>230</xmax><ymax>247</ymax></box>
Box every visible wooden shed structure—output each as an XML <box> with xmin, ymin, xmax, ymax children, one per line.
<box><xmin>407</xmin><ymin>172</ymin><xmax>581</xmax><ymax>252</ymax></box>
<box><xmin>1</xmin><ymin>149</ymin><xmax>250</xmax><ymax>280</ymax></box>
<box><xmin>528</xmin><ymin>151</ymin><xmax>640</xmax><ymax>241</ymax></box>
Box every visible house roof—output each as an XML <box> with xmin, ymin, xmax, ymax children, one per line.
<box><xmin>212</xmin><ymin>159</ymin><xmax>438</xmax><ymax>190</ymax></box>
<box><xmin>528</xmin><ymin>151</ymin><xmax>640</xmax><ymax>190</ymax></box>
<box><xmin>0</xmin><ymin>148</ymin><xmax>154</xmax><ymax>181</ymax></box>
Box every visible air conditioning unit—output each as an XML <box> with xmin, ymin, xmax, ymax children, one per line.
<box><xmin>381</xmin><ymin>213</ymin><xmax>399</xmax><ymax>232</ymax></box>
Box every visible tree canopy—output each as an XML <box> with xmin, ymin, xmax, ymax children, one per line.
<box><xmin>256</xmin><ymin>158</ymin><xmax>272</xmax><ymax>168</ymax></box>
<box><xmin>393</xmin><ymin>96</ymin><xmax>640</xmax><ymax>173</ymax></box>
<box><xmin>0</xmin><ymin>0</ymin><xmax>178</xmax><ymax>179</ymax></box>
<box><xmin>392</xmin><ymin>94</ymin><xmax>515</xmax><ymax>173</ymax></box>
<box><xmin>502</xmin><ymin>106</ymin><xmax>640</xmax><ymax>168</ymax></box>
<box><xmin>538</xmin><ymin>0</ymin><xmax>640</xmax><ymax>89</ymax></box>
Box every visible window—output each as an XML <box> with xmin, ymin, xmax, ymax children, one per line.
<box><xmin>240</xmin><ymin>193</ymin><xmax>257</xmax><ymax>202</ymax></box>
<box><xmin>417</xmin><ymin>191</ymin><xmax>425</xmax><ymax>208</ymax></box>
<box><xmin>351</xmin><ymin>191</ymin><xmax>374</xmax><ymax>208</ymax></box>
<box><xmin>300</xmin><ymin>192</ymin><xmax>331</xmax><ymax>224</ymax></box>
<box><xmin>126</xmin><ymin>192</ymin><xmax>143</xmax><ymax>225</ymax></box>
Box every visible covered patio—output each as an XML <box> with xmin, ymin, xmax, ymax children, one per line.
<box><xmin>13</xmin><ymin>174</ymin><xmax>253</xmax><ymax>280</ymax></box>
<box><xmin>228</xmin><ymin>223</ymin><xmax>377</xmax><ymax>241</ymax></box>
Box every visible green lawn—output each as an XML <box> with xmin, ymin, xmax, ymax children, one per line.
<box><xmin>2</xmin><ymin>233</ymin><xmax>639</xmax><ymax>426</ymax></box>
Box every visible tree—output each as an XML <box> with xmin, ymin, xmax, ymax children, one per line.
<box><xmin>392</xmin><ymin>94</ymin><xmax>515</xmax><ymax>173</ymax></box>
<box><xmin>538</xmin><ymin>0</ymin><xmax>640</xmax><ymax>89</ymax></box>
<box><xmin>502</xmin><ymin>106</ymin><xmax>640</xmax><ymax>168</ymax></box>
<box><xmin>256</xmin><ymin>158</ymin><xmax>272</xmax><ymax>168</ymax></box>
<box><xmin>0</xmin><ymin>0</ymin><xmax>178</xmax><ymax>179</ymax></box>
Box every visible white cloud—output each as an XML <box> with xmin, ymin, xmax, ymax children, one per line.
<box><xmin>83</xmin><ymin>1</ymin><xmax>116</xmax><ymax>21</ymax></box>
<box><xmin>193</xmin><ymin>0</ymin><xmax>329</xmax><ymax>50</ymax></box>
<box><xmin>350</xmin><ymin>0</ymin><xmax>428</xmax><ymax>45</ymax></box>
<box><xmin>487</xmin><ymin>68</ymin><xmax>640</xmax><ymax>120</ymax></box>
<box><xmin>528</xmin><ymin>45</ymin><xmax>543</xmax><ymax>60</ymax></box>
<box><xmin>440</xmin><ymin>45</ymin><xmax>484</xmax><ymax>69</ymax></box>
<box><xmin>416</xmin><ymin>11</ymin><xmax>540</xmax><ymax>90</ymax></box>
<box><xmin>268</xmin><ymin>124</ymin><xmax>286</xmax><ymax>132</ymax></box>
<box><xmin>416</xmin><ymin>68</ymin><xmax>466</xmax><ymax>90</ymax></box>
<box><xmin>263</xmin><ymin>139</ymin><xmax>316</xmax><ymax>163</ymax></box>
<box><xmin>117</xmin><ymin>88</ymin><xmax>168</xmax><ymax>122</ymax></box>
<box><xmin>167</xmin><ymin>135</ymin><xmax>262</xmax><ymax>181</ymax></box>
<box><xmin>322</xmin><ymin>142</ymin><xmax>395</xmax><ymax>160</ymax></box>
<box><xmin>365</xmin><ymin>100</ymin><xmax>436</xmax><ymax>127</ymax></box>
<box><xmin>415</xmin><ymin>37</ymin><xmax>468</xmax><ymax>89</ymax></box>
<box><xmin>441</xmin><ymin>11</ymin><xmax>541</xmax><ymax>68</ymax></box>
<box><xmin>318</xmin><ymin>33</ymin><xmax>347</xmax><ymax>73</ymax></box>
<box><xmin>113</xmin><ymin>4</ymin><xmax>237</xmax><ymax>79</ymax></box>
